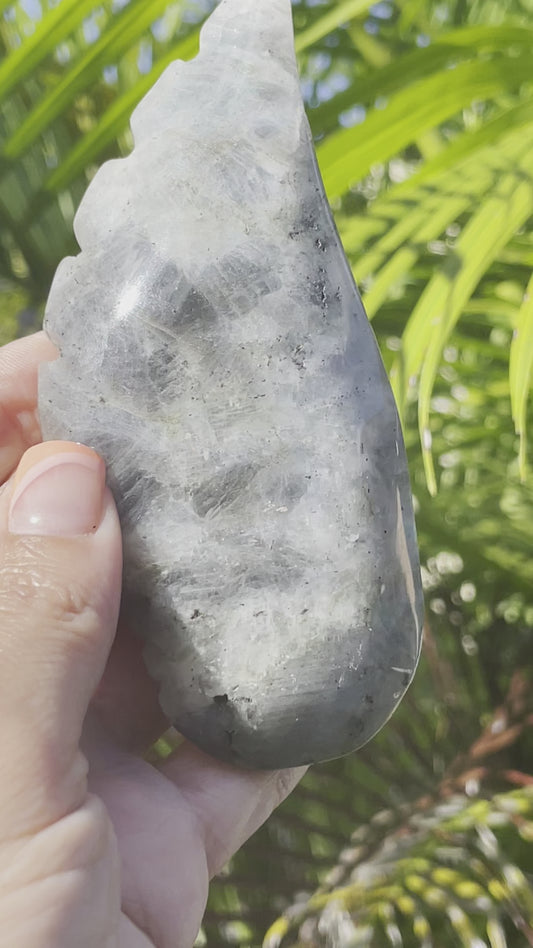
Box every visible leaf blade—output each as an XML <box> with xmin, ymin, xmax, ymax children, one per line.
<box><xmin>415</xmin><ymin>158</ymin><xmax>533</xmax><ymax>492</ymax></box>
<box><xmin>509</xmin><ymin>271</ymin><xmax>533</xmax><ymax>480</ymax></box>
<box><xmin>43</xmin><ymin>31</ymin><xmax>199</xmax><ymax>194</ymax></box>
<box><xmin>294</xmin><ymin>0</ymin><xmax>374</xmax><ymax>53</ymax></box>
<box><xmin>318</xmin><ymin>54</ymin><xmax>533</xmax><ymax>201</ymax></box>
<box><xmin>0</xmin><ymin>0</ymin><xmax>100</xmax><ymax>101</ymax></box>
<box><xmin>3</xmin><ymin>0</ymin><xmax>179</xmax><ymax>159</ymax></box>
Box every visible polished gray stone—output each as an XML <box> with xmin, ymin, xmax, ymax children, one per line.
<box><xmin>39</xmin><ymin>0</ymin><xmax>424</xmax><ymax>769</ymax></box>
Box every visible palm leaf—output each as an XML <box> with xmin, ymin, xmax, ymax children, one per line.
<box><xmin>416</xmin><ymin>163</ymin><xmax>533</xmax><ymax>493</ymax></box>
<box><xmin>294</xmin><ymin>0</ymin><xmax>375</xmax><ymax>53</ymax></box>
<box><xmin>0</xmin><ymin>0</ymin><xmax>100</xmax><ymax>100</ymax></box>
<box><xmin>43</xmin><ymin>31</ymin><xmax>200</xmax><ymax>193</ymax></box>
<box><xmin>509</xmin><ymin>273</ymin><xmax>533</xmax><ymax>479</ymax></box>
<box><xmin>3</xmin><ymin>0</ymin><xmax>177</xmax><ymax>159</ymax></box>
<box><xmin>309</xmin><ymin>24</ymin><xmax>533</xmax><ymax>139</ymax></box>
<box><xmin>318</xmin><ymin>52</ymin><xmax>533</xmax><ymax>201</ymax></box>
<box><xmin>264</xmin><ymin>787</ymin><xmax>533</xmax><ymax>947</ymax></box>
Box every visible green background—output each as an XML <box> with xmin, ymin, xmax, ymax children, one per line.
<box><xmin>1</xmin><ymin>1</ymin><xmax>532</xmax><ymax>944</ymax></box>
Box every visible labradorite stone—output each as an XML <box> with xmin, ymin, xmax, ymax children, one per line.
<box><xmin>39</xmin><ymin>0</ymin><xmax>423</xmax><ymax>769</ymax></box>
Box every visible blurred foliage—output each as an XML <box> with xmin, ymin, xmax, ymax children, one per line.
<box><xmin>1</xmin><ymin>0</ymin><xmax>532</xmax><ymax>945</ymax></box>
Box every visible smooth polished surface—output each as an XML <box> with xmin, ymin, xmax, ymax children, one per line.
<box><xmin>39</xmin><ymin>0</ymin><xmax>424</xmax><ymax>768</ymax></box>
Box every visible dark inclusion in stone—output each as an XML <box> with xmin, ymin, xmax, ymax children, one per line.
<box><xmin>38</xmin><ymin>0</ymin><xmax>424</xmax><ymax>769</ymax></box>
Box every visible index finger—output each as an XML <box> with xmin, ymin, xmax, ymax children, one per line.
<box><xmin>0</xmin><ymin>330</ymin><xmax>58</xmax><ymax>483</ymax></box>
<box><xmin>160</xmin><ymin>743</ymin><xmax>306</xmax><ymax>877</ymax></box>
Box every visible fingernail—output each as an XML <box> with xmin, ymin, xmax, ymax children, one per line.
<box><xmin>8</xmin><ymin>441</ymin><xmax>105</xmax><ymax>537</ymax></box>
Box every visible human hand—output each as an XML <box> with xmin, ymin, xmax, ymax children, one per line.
<box><xmin>0</xmin><ymin>332</ymin><xmax>304</xmax><ymax>947</ymax></box>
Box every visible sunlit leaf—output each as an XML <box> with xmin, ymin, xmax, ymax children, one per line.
<box><xmin>509</xmin><ymin>271</ymin><xmax>533</xmax><ymax>480</ymax></box>
<box><xmin>415</xmin><ymin>156</ymin><xmax>533</xmax><ymax>492</ymax></box>
<box><xmin>3</xmin><ymin>0</ymin><xmax>179</xmax><ymax>159</ymax></box>
<box><xmin>294</xmin><ymin>0</ymin><xmax>375</xmax><ymax>53</ymax></box>
<box><xmin>308</xmin><ymin>25</ymin><xmax>533</xmax><ymax>138</ymax></box>
<box><xmin>0</xmin><ymin>0</ymin><xmax>100</xmax><ymax>101</ymax></box>
<box><xmin>318</xmin><ymin>53</ymin><xmax>533</xmax><ymax>200</ymax></box>
<box><xmin>43</xmin><ymin>32</ymin><xmax>199</xmax><ymax>193</ymax></box>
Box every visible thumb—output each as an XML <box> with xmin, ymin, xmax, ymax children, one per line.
<box><xmin>0</xmin><ymin>441</ymin><xmax>122</xmax><ymax>842</ymax></box>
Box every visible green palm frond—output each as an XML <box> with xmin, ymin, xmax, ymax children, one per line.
<box><xmin>2</xmin><ymin>0</ymin><xmax>177</xmax><ymax>160</ymax></box>
<box><xmin>294</xmin><ymin>0</ymin><xmax>376</xmax><ymax>54</ymax></box>
<box><xmin>510</xmin><ymin>272</ymin><xmax>533</xmax><ymax>479</ymax></box>
<box><xmin>265</xmin><ymin>787</ymin><xmax>533</xmax><ymax>948</ymax></box>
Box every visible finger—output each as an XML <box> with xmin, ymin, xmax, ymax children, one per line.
<box><xmin>83</xmin><ymin>724</ymin><xmax>303</xmax><ymax>947</ymax></box>
<box><xmin>0</xmin><ymin>332</ymin><xmax>57</xmax><ymax>482</ymax></box>
<box><xmin>160</xmin><ymin>743</ymin><xmax>306</xmax><ymax>876</ymax></box>
<box><xmin>82</xmin><ymin>721</ymin><xmax>211</xmax><ymax>948</ymax></box>
<box><xmin>0</xmin><ymin>441</ymin><xmax>122</xmax><ymax>842</ymax></box>
<box><xmin>91</xmin><ymin>617</ymin><xmax>169</xmax><ymax>753</ymax></box>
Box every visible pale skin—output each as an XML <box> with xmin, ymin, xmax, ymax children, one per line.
<box><xmin>0</xmin><ymin>332</ymin><xmax>304</xmax><ymax>948</ymax></box>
